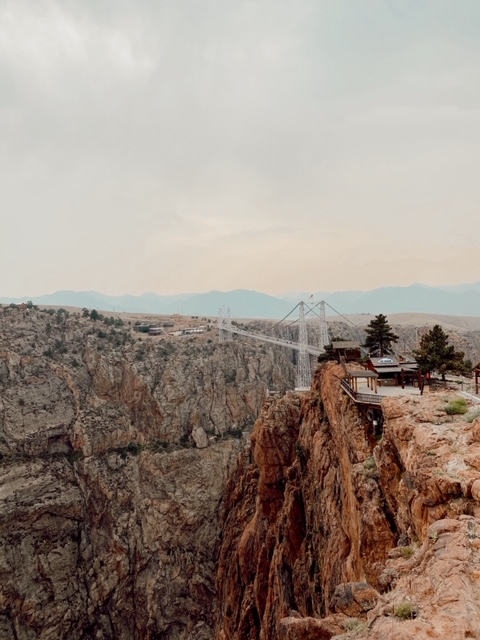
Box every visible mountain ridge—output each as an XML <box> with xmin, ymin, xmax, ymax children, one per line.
<box><xmin>1</xmin><ymin>282</ymin><xmax>479</xmax><ymax>318</ymax></box>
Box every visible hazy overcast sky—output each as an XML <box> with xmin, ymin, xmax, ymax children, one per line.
<box><xmin>1</xmin><ymin>0</ymin><xmax>479</xmax><ymax>297</ymax></box>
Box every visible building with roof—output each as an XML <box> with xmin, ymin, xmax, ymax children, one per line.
<box><xmin>367</xmin><ymin>355</ymin><xmax>419</xmax><ymax>388</ymax></box>
<box><xmin>331</xmin><ymin>341</ymin><xmax>362</xmax><ymax>363</ymax></box>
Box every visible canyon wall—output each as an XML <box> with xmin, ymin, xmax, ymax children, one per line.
<box><xmin>3</xmin><ymin>305</ymin><xmax>480</xmax><ymax>640</ymax></box>
<box><xmin>0</xmin><ymin>306</ymin><xmax>294</xmax><ymax>639</ymax></box>
<box><xmin>215</xmin><ymin>362</ymin><xmax>480</xmax><ymax>640</ymax></box>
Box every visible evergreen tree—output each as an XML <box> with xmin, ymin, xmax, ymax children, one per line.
<box><xmin>364</xmin><ymin>314</ymin><xmax>399</xmax><ymax>356</ymax></box>
<box><xmin>413</xmin><ymin>324</ymin><xmax>467</xmax><ymax>381</ymax></box>
<box><xmin>317</xmin><ymin>343</ymin><xmax>335</xmax><ymax>363</ymax></box>
<box><xmin>317</xmin><ymin>336</ymin><xmax>350</xmax><ymax>363</ymax></box>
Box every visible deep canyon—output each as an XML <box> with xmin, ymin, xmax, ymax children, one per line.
<box><xmin>1</xmin><ymin>305</ymin><xmax>480</xmax><ymax>639</ymax></box>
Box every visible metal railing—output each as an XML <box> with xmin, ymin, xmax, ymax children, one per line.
<box><xmin>340</xmin><ymin>379</ymin><xmax>386</xmax><ymax>405</ymax></box>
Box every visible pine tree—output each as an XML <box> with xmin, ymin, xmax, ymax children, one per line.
<box><xmin>413</xmin><ymin>324</ymin><xmax>467</xmax><ymax>381</ymax></box>
<box><xmin>364</xmin><ymin>314</ymin><xmax>399</xmax><ymax>357</ymax></box>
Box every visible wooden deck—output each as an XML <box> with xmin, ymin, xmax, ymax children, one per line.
<box><xmin>340</xmin><ymin>379</ymin><xmax>385</xmax><ymax>405</ymax></box>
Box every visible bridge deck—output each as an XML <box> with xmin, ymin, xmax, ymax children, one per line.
<box><xmin>221</xmin><ymin>326</ymin><xmax>323</xmax><ymax>356</ymax></box>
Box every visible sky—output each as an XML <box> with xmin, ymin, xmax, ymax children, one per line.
<box><xmin>1</xmin><ymin>0</ymin><xmax>479</xmax><ymax>297</ymax></box>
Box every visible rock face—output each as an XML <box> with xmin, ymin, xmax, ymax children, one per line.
<box><xmin>0</xmin><ymin>306</ymin><xmax>294</xmax><ymax>639</ymax></box>
<box><xmin>3</xmin><ymin>305</ymin><xmax>480</xmax><ymax>640</ymax></box>
<box><xmin>214</xmin><ymin>362</ymin><xmax>480</xmax><ymax>640</ymax></box>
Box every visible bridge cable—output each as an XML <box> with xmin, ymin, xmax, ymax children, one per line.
<box><xmin>267</xmin><ymin>302</ymin><xmax>301</xmax><ymax>333</ymax></box>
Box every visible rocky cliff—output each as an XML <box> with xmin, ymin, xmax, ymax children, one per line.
<box><xmin>0</xmin><ymin>305</ymin><xmax>294</xmax><ymax>639</ymax></box>
<box><xmin>215</xmin><ymin>362</ymin><xmax>480</xmax><ymax>640</ymax></box>
<box><xmin>3</xmin><ymin>305</ymin><xmax>480</xmax><ymax>640</ymax></box>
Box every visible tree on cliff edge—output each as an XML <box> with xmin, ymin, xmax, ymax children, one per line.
<box><xmin>413</xmin><ymin>324</ymin><xmax>467</xmax><ymax>381</ymax></box>
<box><xmin>364</xmin><ymin>314</ymin><xmax>399</xmax><ymax>357</ymax></box>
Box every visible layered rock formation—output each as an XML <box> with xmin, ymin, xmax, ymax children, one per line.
<box><xmin>3</xmin><ymin>304</ymin><xmax>480</xmax><ymax>640</ymax></box>
<box><xmin>215</xmin><ymin>363</ymin><xmax>480</xmax><ymax>640</ymax></box>
<box><xmin>0</xmin><ymin>306</ymin><xmax>294</xmax><ymax>639</ymax></box>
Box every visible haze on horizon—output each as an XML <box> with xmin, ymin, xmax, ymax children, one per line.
<box><xmin>1</xmin><ymin>0</ymin><xmax>479</xmax><ymax>299</ymax></box>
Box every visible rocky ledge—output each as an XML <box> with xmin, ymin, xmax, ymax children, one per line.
<box><xmin>215</xmin><ymin>362</ymin><xmax>480</xmax><ymax>640</ymax></box>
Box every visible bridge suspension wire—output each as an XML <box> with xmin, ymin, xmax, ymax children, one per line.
<box><xmin>318</xmin><ymin>300</ymin><xmax>329</xmax><ymax>350</ymax></box>
<box><xmin>215</xmin><ymin>298</ymin><xmax>363</xmax><ymax>392</ymax></box>
<box><xmin>217</xmin><ymin>306</ymin><xmax>232</xmax><ymax>342</ymax></box>
<box><xmin>323</xmin><ymin>301</ymin><xmax>365</xmax><ymax>348</ymax></box>
<box><xmin>267</xmin><ymin>302</ymin><xmax>301</xmax><ymax>334</ymax></box>
<box><xmin>296</xmin><ymin>301</ymin><xmax>311</xmax><ymax>390</ymax></box>
<box><xmin>323</xmin><ymin>301</ymin><xmax>357</xmax><ymax>326</ymax></box>
<box><xmin>302</xmin><ymin>300</ymin><xmax>329</xmax><ymax>351</ymax></box>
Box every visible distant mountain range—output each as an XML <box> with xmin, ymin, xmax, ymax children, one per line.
<box><xmin>1</xmin><ymin>282</ymin><xmax>480</xmax><ymax>319</ymax></box>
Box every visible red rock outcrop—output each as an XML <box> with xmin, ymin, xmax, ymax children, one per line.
<box><xmin>215</xmin><ymin>362</ymin><xmax>480</xmax><ymax>640</ymax></box>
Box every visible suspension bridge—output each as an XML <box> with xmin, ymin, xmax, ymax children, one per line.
<box><xmin>217</xmin><ymin>300</ymin><xmax>361</xmax><ymax>391</ymax></box>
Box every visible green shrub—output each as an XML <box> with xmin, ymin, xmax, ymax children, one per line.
<box><xmin>364</xmin><ymin>456</ymin><xmax>376</xmax><ymax>471</ymax></box>
<box><xmin>224</xmin><ymin>427</ymin><xmax>243</xmax><ymax>439</ymax></box>
<box><xmin>393</xmin><ymin>601</ymin><xmax>417</xmax><ymax>619</ymax></box>
<box><xmin>465</xmin><ymin>408</ymin><xmax>480</xmax><ymax>423</ymax></box>
<box><xmin>127</xmin><ymin>441</ymin><xmax>142</xmax><ymax>455</ymax></box>
<box><xmin>445</xmin><ymin>398</ymin><xmax>468</xmax><ymax>415</ymax></box>
<box><xmin>67</xmin><ymin>450</ymin><xmax>84</xmax><ymax>464</ymax></box>
<box><xmin>179</xmin><ymin>433</ymin><xmax>190</xmax><ymax>448</ymax></box>
<box><xmin>399</xmin><ymin>546</ymin><xmax>414</xmax><ymax>559</ymax></box>
<box><xmin>341</xmin><ymin>618</ymin><xmax>366</xmax><ymax>633</ymax></box>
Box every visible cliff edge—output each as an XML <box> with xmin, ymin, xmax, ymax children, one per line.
<box><xmin>215</xmin><ymin>362</ymin><xmax>480</xmax><ymax>640</ymax></box>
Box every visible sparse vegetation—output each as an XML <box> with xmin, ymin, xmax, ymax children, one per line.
<box><xmin>393</xmin><ymin>601</ymin><xmax>417</xmax><ymax>620</ymax></box>
<box><xmin>398</xmin><ymin>546</ymin><xmax>414</xmax><ymax>559</ymax></box>
<box><xmin>54</xmin><ymin>339</ymin><xmax>67</xmax><ymax>354</ymax></box>
<box><xmin>127</xmin><ymin>441</ymin><xmax>142</xmax><ymax>456</ymax></box>
<box><xmin>67</xmin><ymin>450</ymin><xmax>84</xmax><ymax>464</ymax></box>
<box><xmin>341</xmin><ymin>617</ymin><xmax>367</xmax><ymax>633</ymax></box>
<box><xmin>146</xmin><ymin>440</ymin><xmax>171</xmax><ymax>452</ymax></box>
<box><xmin>224</xmin><ymin>427</ymin><xmax>243</xmax><ymax>439</ymax></box>
<box><xmin>445</xmin><ymin>398</ymin><xmax>468</xmax><ymax>415</ymax></box>
<box><xmin>364</xmin><ymin>456</ymin><xmax>376</xmax><ymax>471</ymax></box>
<box><xmin>465</xmin><ymin>408</ymin><xmax>480</xmax><ymax>423</ymax></box>
<box><xmin>224</xmin><ymin>371</ymin><xmax>237</xmax><ymax>384</ymax></box>
<box><xmin>179</xmin><ymin>433</ymin><xmax>191</xmax><ymax>448</ymax></box>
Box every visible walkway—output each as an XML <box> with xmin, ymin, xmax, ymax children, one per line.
<box><xmin>340</xmin><ymin>378</ymin><xmax>421</xmax><ymax>405</ymax></box>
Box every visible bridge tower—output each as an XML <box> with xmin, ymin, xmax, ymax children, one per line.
<box><xmin>296</xmin><ymin>301</ymin><xmax>311</xmax><ymax>390</ymax></box>
<box><xmin>217</xmin><ymin>306</ymin><xmax>232</xmax><ymax>342</ymax></box>
<box><xmin>318</xmin><ymin>300</ymin><xmax>329</xmax><ymax>351</ymax></box>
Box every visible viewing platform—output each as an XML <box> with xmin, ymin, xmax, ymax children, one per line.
<box><xmin>340</xmin><ymin>365</ymin><xmax>421</xmax><ymax>406</ymax></box>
